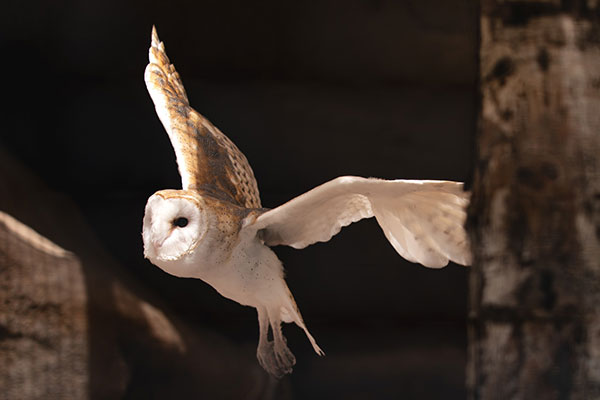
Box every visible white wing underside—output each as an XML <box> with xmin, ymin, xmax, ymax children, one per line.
<box><xmin>248</xmin><ymin>176</ymin><xmax>471</xmax><ymax>268</ymax></box>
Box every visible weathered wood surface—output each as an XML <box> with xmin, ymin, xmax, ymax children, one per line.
<box><xmin>0</xmin><ymin>212</ymin><xmax>88</xmax><ymax>399</ymax></box>
<box><xmin>0</xmin><ymin>148</ymin><xmax>285</xmax><ymax>399</ymax></box>
<box><xmin>469</xmin><ymin>1</ymin><xmax>600</xmax><ymax>399</ymax></box>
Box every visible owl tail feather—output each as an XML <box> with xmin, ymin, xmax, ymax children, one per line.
<box><xmin>281</xmin><ymin>287</ymin><xmax>324</xmax><ymax>356</ymax></box>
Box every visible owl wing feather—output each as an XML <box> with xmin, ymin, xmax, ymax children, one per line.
<box><xmin>247</xmin><ymin>176</ymin><xmax>471</xmax><ymax>268</ymax></box>
<box><xmin>145</xmin><ymin>26</ymin><xmax>261</xmax><ymax>208</ymax></box>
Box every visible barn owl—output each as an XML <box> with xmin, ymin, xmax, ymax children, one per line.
<box><xmin>142</xmin><ymin>26</ymin><xmax>471</xmax><ymax>377</ymax></box>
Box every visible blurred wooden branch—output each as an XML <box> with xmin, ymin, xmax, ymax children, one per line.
<box><xmin>0</xmin><ymin>211</ymin><xmax>87</xmax><ymax>399</ymax></box>
<box><xmin>469</xmin><ymin>1</ymin><xmax>600</xmax><ymax>399</ymax></box>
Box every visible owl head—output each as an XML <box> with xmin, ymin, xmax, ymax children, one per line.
<box><xmin>142</xmin><ymin>190</ymin><xmax>208</xmax><ymax>266</ymax></box>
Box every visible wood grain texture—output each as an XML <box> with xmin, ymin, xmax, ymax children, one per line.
<box><xmin>468</xmin><ymin>1</ymin><xmax>600</xmax><ymax>399</ymax></box>
<box><xmin>0</xmin><ymin>213</ymin><xmax>88</xmax><ymax>399</ymax></box>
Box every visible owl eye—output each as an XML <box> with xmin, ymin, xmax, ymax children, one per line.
<box><xmin>173</xmin><ymin>217</ymin><xmax>189</xmax><ymax>228</ymax></box>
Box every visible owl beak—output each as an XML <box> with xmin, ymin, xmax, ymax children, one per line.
<box><xmin>151</xmin><ymin>236</ymin><xmax>168</xmax><ymax>250</ymax></box>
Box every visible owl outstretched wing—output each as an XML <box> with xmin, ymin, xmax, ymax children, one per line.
<box><xmin>245</xmin><ymin>176</ymin><xmax>471</xmax><ymax>268</ymax></box>
<box><xmin>145</xmin><ymin>27</ymin><xmax>261</xmax><ymax>208</ymax></box>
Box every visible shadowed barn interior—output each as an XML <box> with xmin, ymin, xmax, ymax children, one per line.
<box><xmin>0</xmin><ymin>1</ymin><xmax>477</xmax><ymax>399</ymax></box>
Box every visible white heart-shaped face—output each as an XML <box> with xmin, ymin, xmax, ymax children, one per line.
<box><xmin>142</xmin><ymin>191</ymin><xmax>207</xmax><ymax>263</ymax></box>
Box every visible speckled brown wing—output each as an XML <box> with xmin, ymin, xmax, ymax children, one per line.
<box><xmin>145</xmin><ymin>26</ymin><xmax>261</xmax><ymax>209</ymax></box>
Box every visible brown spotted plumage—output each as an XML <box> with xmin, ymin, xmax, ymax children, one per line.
<box><xmin>145</xmin><ymin>26</ymin><xmax>261</xmax><ymax>208</ymax></box>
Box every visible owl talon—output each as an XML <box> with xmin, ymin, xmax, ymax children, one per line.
<box><xmin>274</xmin><ymin>337</ymin><xmax>296</xmax><ymax>370</ymax></box>
<box><xmin>256</xmin><ymin>307</ymin><xmax>297</xmax><ymax>377</ymax></box>
<box><xmin>257</xmin><ymin>339</ymin><xmax>295</xmax><ymax>378</ymax></box>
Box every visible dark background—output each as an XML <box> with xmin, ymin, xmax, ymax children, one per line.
<box><xmin>1</xmin><ymin>1</ymin><xmax>477</xmax><ymax>398</ymax></box>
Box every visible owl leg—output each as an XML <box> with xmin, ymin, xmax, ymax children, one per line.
<box><xmin>267</xmin><ymin>306</ymin><xmax>296</xmax><ymax>370</ymax></box>
<box><xmin>255</xmin><ymin>306</ymin><xmax>296</xmax><ymax>377</ymax></box>
<box><xmin>256</xmin><ymin>307</ymin><xmax>275</xmax><ymax>373</ymax></box>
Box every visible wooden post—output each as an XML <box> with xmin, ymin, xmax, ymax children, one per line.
<box><xmin>468</xmin><ymin>2</ymin><xmax>600</xmax><ymax>399</ymax></box>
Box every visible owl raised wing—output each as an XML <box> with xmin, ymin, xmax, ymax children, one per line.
<box><xmin>142</xmin><ymin>27</ymin><xmax>471</xmax><ymax>378</ymax></box>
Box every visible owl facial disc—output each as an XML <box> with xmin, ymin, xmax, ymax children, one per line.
<box><xmin>142</xmin><ymin>191</ymin><xmax>206</xmax><ymax>262</ymax></box>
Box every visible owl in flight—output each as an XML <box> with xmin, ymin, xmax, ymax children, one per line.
<box><xmin>142</xmin><ymin>27</ymin><xmax>471</xmax><ymax>377</ymax></box>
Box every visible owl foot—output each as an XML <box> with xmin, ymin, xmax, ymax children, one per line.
<box><xmin>256</xmin><ymin>306</ymin><xmax>296</xmax><ymax>377</ymax></box>
<box><xmin>257</xmin><ymin>338</ymin><xmax>296</xmax><ymax>378</ymax></box>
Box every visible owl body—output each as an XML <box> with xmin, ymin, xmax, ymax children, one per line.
<box><xmin>213</xmin><ymin>240</ymin><xmax>291</xmax><ymax>310</ymax></box>
<box><xmin>142</xmin><ymin>27</ymin><xmax>471</xmax><ymax>377</ymax></box>
<box><xmin>143</xmin><ymin>188</ymin><xmax>292</xmax><ymax>312</ymax></box>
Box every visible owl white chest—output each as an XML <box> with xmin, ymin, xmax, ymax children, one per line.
<box><xmin>199</xmin><ymin>238</ymin><xmax>285</xmax><ymax>308</ymax></box>
<box><xmin>152</xmin><ymin>234</ymin><xmax>284</xmax><ymax>308</ymax></box>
